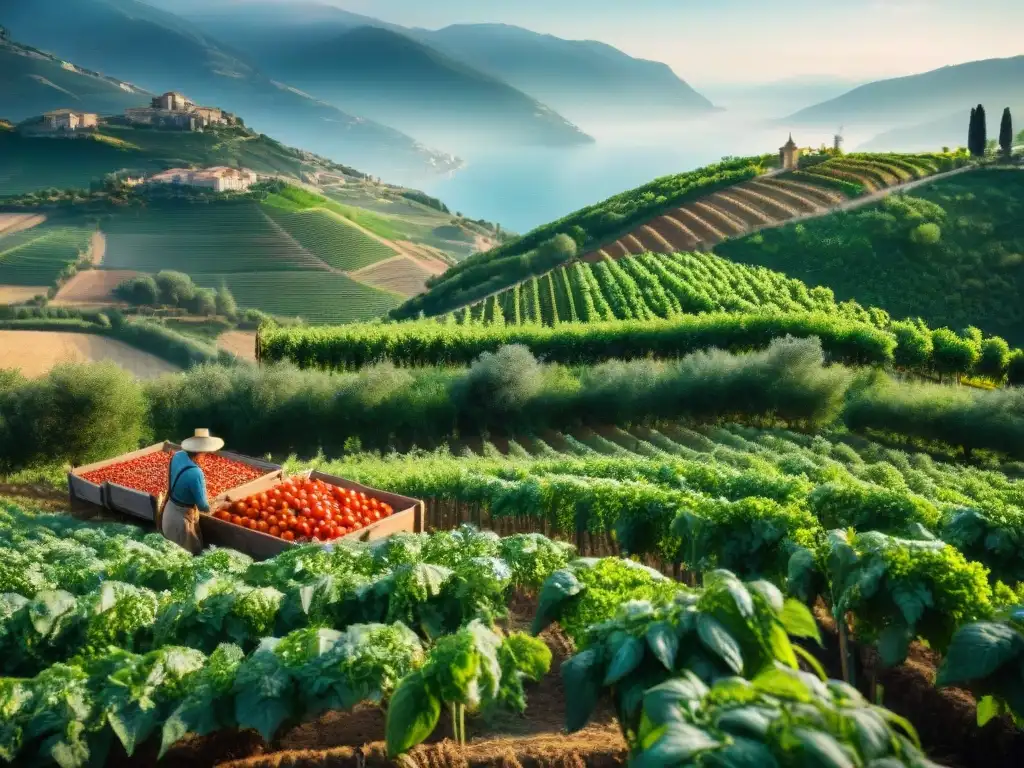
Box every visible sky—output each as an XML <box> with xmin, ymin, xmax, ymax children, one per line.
<box><xmin>283</xmin><ymin>0</ymin><xmax>1024</xmax><ymax>86</ymax></box>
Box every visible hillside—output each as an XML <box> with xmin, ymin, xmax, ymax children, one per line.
<box><xmin>717</xmin><ymin>168</ymin><xmax>1024</xmax><ymax>343</ymax></box>
<box><xmin>197</xmin><ymin>24</ymin><xmax>593</xmax><ymax>150</ymax></box>
<box><xmin>417</xmin><ymin>24</ymin><xmax>717</xmax><ymax>127</ymax></box>
<box><xmin>392</xmin><ymin>152</ymin><xmax>967</xmax><ymax>321</ymax></box>
<box><xmin>0</xmin><ymin>125</ymin><xmax>367</xmax><ymax>197</ymax></box>
<box><xmin>788</xmin><ymin>56</ymin><xmax>1024</xmax><ymax>132</ymax></box>
<box><xmin>860</xmin><ymin>105</ymin><xmax>1024</xmax><ymax>152</ymax></box>
<box><xmin>180</xmin><ymin>5</ymin><xmax>714</xmax><ymax>132</ymax></box>
<box><xmin>0</xmin><ymin>37</ymin><xmax>149</xmax><ymax>121</ymax></box>
<box><xmin>0</xmin><ymin>0</ymin><xmax>459</xmax><ymax>178</ymax></box>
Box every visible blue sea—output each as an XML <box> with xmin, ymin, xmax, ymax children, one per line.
<box><xmin>407</xmin><ymin>115</ymin><xmax>867</xmax><ymax>234</ymax></box>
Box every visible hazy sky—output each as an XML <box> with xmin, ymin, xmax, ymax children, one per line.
<box><xmin>295</xmin><ymin>0</ymin><xmax>1023</xmax><ymax>85</ymax></box>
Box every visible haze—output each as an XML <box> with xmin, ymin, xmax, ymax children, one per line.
<box><xmin>173</xmin><ymin>0</ymin><xmax>1024</xmax><ymax>85</ymax></box>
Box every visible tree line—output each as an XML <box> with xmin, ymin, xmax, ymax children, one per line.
<box><xmin>968</xmin><ymin>104</ymin><xmax>1015</xmax><ymax>158</ymax></box>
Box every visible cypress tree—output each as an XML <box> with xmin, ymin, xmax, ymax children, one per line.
<box><xmin>975</xmin><ymin>104</ymin><xmax>988</xmax><ymax>156</ymax></box>
<box><xmin>968</xmin><ymin>107</ymin><xmax>978</xmax><ymax>155</ymax></box>
<box><xmin>1000</xmin><ymin>107</ymin><xmax>1013</xmax><ymax>157</ymax></box>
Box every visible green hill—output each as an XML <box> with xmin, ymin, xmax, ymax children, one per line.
<box><xmin>0</xmin><ymin>37</ymin><xmax>149</xmax><ymax>121</ymax></box>
<box><xmin>716</xmin><ymin>169</ymin><xmax>1024</xmax><ymax>343</ymax></box>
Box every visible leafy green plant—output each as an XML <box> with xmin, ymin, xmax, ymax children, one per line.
<box><xmin>936</xmin><ymin>607</ymin><xmax>1024</xmax><ymax>727</ymax></box>
<box><xmin>632</xmin><ymin>668</ymin><xmax>938</xmax><ymax>767</ymax></box>
<box><xmin>384</xmin><ymin>621</ymin><xmax>550</xmax><ymax>757</ymax></box>
<box><xmin>555</xmin><ymin>570</ymin><xmax>821</xmax><ymax>743</ymax></box>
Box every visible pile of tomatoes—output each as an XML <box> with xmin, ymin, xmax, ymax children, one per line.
<box><xmin>81</xmin><ymin>450</ymin><xmax>266</xmax><ymax>498</ymax></box>
<box><xmin>212</xmin><ymin>475</ymin><xmax>394</xmax><ymax>542</ymax></box>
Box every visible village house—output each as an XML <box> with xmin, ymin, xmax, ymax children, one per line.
<box><xmin>42</xmin><ymin>109</ymin><xmax>98</xmax><ymax>132</ymax></box>
<box><xmin>780</xmin><ymin>134</ymin><xmax>802</xmax><ymax>171</ymax></box>
<box><xmin>146</xmin><ymin>166</ymin><xmax>258</xmax><ymax>193</ymax></box>
<box><xmin>124</xmin><ymin>91</ymin><xmax>234</xmax><ymax>131</ymax></box>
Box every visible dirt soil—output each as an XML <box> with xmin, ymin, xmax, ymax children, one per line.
<box><xmin>218</xmin><ymin>330</ymin><xmax>258</xmax><ymax>362</ymax></box>
<box><xmin>0</xmin><ymin>330</ymin><xmax>179</xmax><ymax>378</ymax></box>
<box><xmin>0</xmin><ymin>285</ymin><xmax>49</xmax><ymax>303</ymax></box>
<box><xmin>110</xmin><ymin>600</ymin><xmax>625</xmax><ymax>768</ymax></box>
<box><xmin>51</xmin><ymin>269</ymin><xmax>140</xmax><ymax>305</ymax></box>
<box><xmin>0</xmin><ymin>213</ymin><xmax>46</xmax><ymax>236</ymax></box>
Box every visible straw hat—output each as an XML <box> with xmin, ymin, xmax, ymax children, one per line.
<box><xmin>181</xmin><ymin>428</ymin><xmax>225</xmax><ymax>454</ymax></box>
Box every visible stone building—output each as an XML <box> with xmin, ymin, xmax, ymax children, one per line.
<box><xmin>147</xmin><ymin>166</ymin><xmax>258</xmax><ymax>193</ymax></box>
<box><xmin>780</xmin><ymin>134</ymin><xmax>801</xmax><ymax>171</ymax></box>
<box><xmin>123</xmin><ymin>91</ymin><xmax>232</xmax><ymax>131</ymax></box>
<box><xmin>42</xmin><ymin>110</ymin><xmax>98</xmax><ymax>132</ymax></box>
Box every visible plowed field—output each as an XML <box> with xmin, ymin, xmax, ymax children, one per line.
<box><xmin>0</xmin><ymin>331</ymin><xmax>179</xmax><ymax>378</ymax></box>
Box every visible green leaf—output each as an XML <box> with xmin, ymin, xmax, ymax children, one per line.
<box><xmin>936</xmin><ymin>621</ymin><xmax>1024</xmax><ymax>686</ymax></box>
<box><xmin>793</xmin><ymin>645</ymin><xmax>827</xmax><ymax>681</ymax></box>
<box><xmin>779</xmin><ymin>599</ymin><xmax>821</xmax><ymax>646</ymax></box>
<box><xmin>767</xmin><ymin>623</ymin><xmax>798</xmax><ymax>670</ymax></box>
<box><xmin>977</xmin><ymin>695</ymin><xmax>1004</xmax><ymax>726</ymax></box>
<box><xmin>385</xmin><ymin>670</ymin><xmax>441</xmax><ymax>758</ymax></box>
<box><xmin>748</xmin><ymin>580</ymin><xmax>784</xmax><ymax>613</ymax></box>
<box><xmin>107</xmin><ymin>706</ymin><xmax>159</xmax><ymax>757</ymax></box>
<box><xmin>701</xmin><ymin>737</ymin><xmax>779</xmax><ymax>768</ymax></box>
<box><xmin>697</xmin><ymin>614</ymin><xmax>744</xmax><ymax>675</ymax></box>
<box><xmin>562</xmin><ymin>648</ymin><xmax>603</xmax><ymax>732</ymax></box>
<box><xmin>877</xmin><ymin>624</ymin><xmax>912</xmax><ymax>669</ymax></box>
<box><xmin>715</xmin><ymin>707</ymin><xmax>775</xmax><ymax>739</ymax></box>
<box><xmin>632</xmin><ymin>721</ymin><xmax>720</xmax><ymax>768</ymax></box>
<box><xmin>847</xmin><ymin>709</ymin><xmax>894</xmax><ymax>760</ymax></box>
<box><xmin>647</xmin><ymin>620</ymin><xmax>679</xmax><ymax>671</ymax></box>
<box><xmin>752</xmin><ymin>666</ymin><xmax>813</xmax><ymax>702</ymax></box>
<box><xmin>642</xmin><ymin>674</ymin><xmax>709</xmax><ymax>725</ymax></box>
<box><xmin>792</xmin><ymin>728</ymin><xmax>856</xmax><ymax>768</ymax></box>
<box><xmin>787</xmin><ymin>547</ymin><xmax>819</xmax><ymax>604</ymax></box>
<box><xmin>604</xmin><ymin>635</ymin><xmax>644</xmax><ymax>686</ymax></box>
<box><xmin>531</xmin><ymin>569</ymin><xmax>584</xmax><ymax>635</ymax></box>
<box><xmin>30</xmin><ymin>590</ymin><xmax>77</xmax><ymax>637</ymax></box>
<box><xmin>892</xmin><ymin>584</ymin><xmax>932</xmax><ymax>628</ymax></box>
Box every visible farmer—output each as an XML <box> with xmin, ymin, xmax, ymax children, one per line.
<box><xmin>159</xmin><ymin>428</ymin><xmax>224</xmax><ymax>554</ymax></box>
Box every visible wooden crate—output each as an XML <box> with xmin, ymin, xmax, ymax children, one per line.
<box><xmin>204</xmin><ymin>469</ymin><xmax>423</xmax><ymax>561</ymax></box>
<box><xmin>69</xmin><ymin>443</ymin><xmax>282</xmax><ymax>522</ymax></box>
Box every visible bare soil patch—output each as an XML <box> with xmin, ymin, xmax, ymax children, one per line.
<box><xmin>0</xmin><ymin>285</ymin><xmax>49</xmax><ymax>303</ymax></box>
<box><xmin>52</xmin><ymin>269</ymin><xmax>139</xmax><ymax>305</ymax></box>
<box><xmin>89</xmin><ymin>231</ymin><xmax>106</xmax><ymax>265</ymax></box>
<box><xmin>219</xmin><ymin>330</ymin><xmax>258</xmax><ymax>362</ymax></box>
<box><xmin>0</xmin><ymin>330</ymin><xmax>179</xmax><ymax>379</ymax></box>
<box><xmin>395</xmin><ymin>242</ymin><xmax>451</xmax><ymax>275</ymax></box>
<box><xmin>351</xmin><ymin>256</ymin><xmax>435</xmax><ymax>297</ymax></box>
<box><xmin>0</xmin><ymin>213</ymin><xmax>46</xmax><ymax>237</ymax></box>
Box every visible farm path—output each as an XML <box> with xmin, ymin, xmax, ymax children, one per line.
<box><xmin>88</xmin><ymin>230</ymin><xmax>106</xmax><ymax>265</ymax></box>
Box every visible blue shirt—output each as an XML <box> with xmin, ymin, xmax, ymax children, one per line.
<box><xmin>168</xmin><ymin>451</ymin><xmax>210</xmax><ymax>512</ymax></box>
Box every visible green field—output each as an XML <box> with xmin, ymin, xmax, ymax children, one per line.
<box><xmin>193</xmin><ymin>271</ymin><xmax>402</xmax><ymax>323</ymax></box>
<box><xmin>457</xmin><ymin>250</ymin><xmax>853</xmax><ymax>326</ymax></box>
<box><xmin>101</xmin><ymin>203</ymin><xmax>323</xmax><ymax>274</ymax></box>
<box><xmin>262</xmin><ymin>206</ymin><xmax>396</xmax><ymax>272</ymax></box>
<box><xmin>0</xmin><ymin>224</ymin><xmax>93</xmax><ymax>285</ymax></box>
<box><xmin>718</xmin><ymin>169</ymin><xmax>1024</xmax><ymax>343</ymax></box>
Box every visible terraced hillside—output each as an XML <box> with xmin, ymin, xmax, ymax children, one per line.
<box><xmin>261</xmin><ymin>206</ymin><xmax>398</xmax><ymax>272</ymax></box>
<box><xmin>0</xmin><ymin>220</ymin><xmax>93</xmax><ymax>286</ymax></box>
<box><xmin>453</xmin><ymin>250</ymin><xmax>863</xmax><ymax>326</ymax></box>
<box><xmin>99</xmin><ymin>203</ymin><xmax>403</xmax><ymax>323</ymax></box>
<box><xmin>582</xmin><ymin>153</ymin><xmax>959</xmax><ymax>261</ymax></box>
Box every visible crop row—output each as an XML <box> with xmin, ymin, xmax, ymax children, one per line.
<box><xmin>261</xmin><ymin>206</ymin><xmax>396</xmax><ymax>272</ymax></box>
<box><xmin>259</xmin><ymin>305</ymin><xmax>1024</xmax><ymax>385</ymax></box>
<box><xmin>0</xmin><ymin>226</ymin><xmax>94</xmax><ymax>286</ymax></box>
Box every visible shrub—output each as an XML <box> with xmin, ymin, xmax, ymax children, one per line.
<box><xmin>114</xmin><ymin>276</ymin><xmax>159</xmax><ymax>306</ymax></box>
<box><xmin>890</xmin><ymin>321</ymin><xmax>933</xmax><ymax>369</ymax></box>
<box><xmin>910</xmin><ymin>222</ymin><xmax>942</xmax><ymax>244</ymax></box>
<box><xmin>976</xmin><ymin>336</ymin><xmax>1011</xmax><ymax>381</ymax></box>
<box><xmin>1009</xmin><ymin>350</ymin><xmax>1024</xmax><ymax>387</ymax></box>
<box><xmin>155</xmin><ymin>271</ymin><xmax>196</xmax><ymax>307</ymax></box>
<box><xmin>0</xmin><ymin>362</ymin><xmax>148</xmax><ymax>471</ymax></box>
<box><xmin>931</xmin><ymin>328</ymin><xmax>979</xmax><ymax>378</ymax></box>
<box><xmin>215</xmin><ymin>286</ymin><xmax>238</xmax><ymax>318</ymax></box>
<box><xmin>190</xmin><ymin>287</ymin><xmax>217</xmax><ymax>317</ymax></box>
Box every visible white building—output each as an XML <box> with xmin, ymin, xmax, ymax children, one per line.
<box><xmin>147</xmin><ymin>166</ymin><xmax>258</xmax><ymax>193</ymax></box>
<box><xmin>42</xmin><ymin>109</ymin><xmax>98</xmax><ymax>131</ymax></box>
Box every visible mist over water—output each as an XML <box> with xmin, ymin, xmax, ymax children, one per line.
<box><xmin>404</xmin><ymin>113</ymin><xmax>877</xmax><ymax>233</ymax></box>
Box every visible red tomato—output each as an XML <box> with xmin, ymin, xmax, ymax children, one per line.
<box><xmin>257</xmin><ymin>521</ymin><xmax>269</xmax><ymax>533</ymax></box>
<box><xmin>282</xmin><ymin>530</ymin><xmax>295</xmax><ymax>542</ymax></box>
<box><xmin>269</xmin><ymin>525</ymin><xmax>281</xmax><ymax>537</ymax></box>
<box><xmin>230</xmin><ymin>515</ymin><xmax>242</xmax><ymax>526</ymax></box>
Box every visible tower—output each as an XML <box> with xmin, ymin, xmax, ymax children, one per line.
<box><xmin>780</xmin><ymin>134</ymin><xmax>801</xmax><ymax>171</ymax></box>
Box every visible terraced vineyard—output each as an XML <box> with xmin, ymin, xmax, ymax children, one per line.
<box><xmin>582</xmin><ymin>153</ymin><xmax>963</xmax><ymax>261</ymax></box>
<box><xmin>453</xmin><ymin>250</ymin><xmax>854</xmax><ymax>326</ymax></box>
<box><xmin>0</xmin><ymin>224</ymin><xmax>94</xmax><ymax>285</ymax></box>
<box><xmin>192</xmin><ymin>271</ymin><xmax>403</xmax><ymax>324</ymax></box>
<box><xmin>101</xmin><ymin>204</ymin><xmax>324</xmax><ymax>275</ymax></box>
<box><xmin>261</xmin><ymin>206</ymin><xmax>398</xmax><ymax>272</ymax></box>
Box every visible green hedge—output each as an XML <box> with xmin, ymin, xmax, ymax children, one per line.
<box><xmin>259</xmin><ymin>312</ymin><xmax>897</xmax><ymax>370</ymax></box>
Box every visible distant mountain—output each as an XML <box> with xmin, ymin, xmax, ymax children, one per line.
<box><xmin>788</xmin><ymin>56</ymin><xmax>1024</xmax><ymax>131</ymax></box>
<box><xmin>859</xmin><ymin>101</ymin><xmax>1024</xmax><ymax>151</ymax></box>
<box><xmin>701</xmin><ymin>76</ymin><xmax>864</xmax><ymax>117</ymax></box>
<box><xmin>225</xmin><ymin>24</ymin><xmax>594</xmax><ymax>150</ymax></box>
<box><xmin>0</xmin><ymin>37</ymin><xmax>150</xmax><ymax>121</ymax></box>
<box><xmin>415</xmin><ymin>24</ymin><xmax>717</xmax><ymax>126</ymax></box>
<box><xmin>0</xmin><ymin>0</ymin><xmax>459</xmax><ymax>177</ymax></box>
<box><xmin>179</xmin><ymin>5</ymin><xmax>712</xmax><ymax>131</ymax></box>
